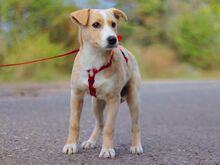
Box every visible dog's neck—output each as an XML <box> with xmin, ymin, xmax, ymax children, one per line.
<box><xmin>79</xmin><ymin>42</ymin><xmax>112</xmax><ymax>71</ymax></box>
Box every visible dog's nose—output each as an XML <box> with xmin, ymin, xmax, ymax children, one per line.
<box><xmin>107</xmin><ymin>36</ymin><xmax>117</xmax><ymax>45</ymax></box>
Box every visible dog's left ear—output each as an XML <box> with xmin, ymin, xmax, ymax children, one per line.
<box><xmin>70</xmin><ymin>9</ymin><xmax>90</xmax><ymax>26</ymax></box>
<box><xmin>111</xmin><ymin>8</ymin><xmax>128</xmax><ymax>22</ymax></box>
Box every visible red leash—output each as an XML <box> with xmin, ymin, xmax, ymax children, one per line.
<box><xmin>0</xmin><ymin>35</ymin><xmax>128</xmax><ymax>97</ymax></box>
<box><xmin>0</xmin><ymin>35</ymin><xmax>123</xmax><ymax>68</ymax></box>
<box><xmin>0</xmin><ymin>49</ymin><xmax>80</xmax><ymax>68</ymax></box>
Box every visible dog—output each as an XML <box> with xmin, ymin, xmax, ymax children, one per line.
<box><xmin>62</xmin><ymin>8</ymin><xmax>143</xmax><ymax>158</ymax></box>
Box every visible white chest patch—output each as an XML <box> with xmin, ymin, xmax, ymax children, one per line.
<box><xmin>78</xmin><ymin>69</ymin><xmax>116</xmax><ymax>98</ymax></box>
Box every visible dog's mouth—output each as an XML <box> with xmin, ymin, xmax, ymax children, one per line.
<box><xmin>106</xmin><ymin>41</ymin><xmax>119</xmax><ymax>49</ymax></box>
<box><xmin>106</xmin><ymin>44</ymin><xmax>117</xmax><ymax>49</ymax></box>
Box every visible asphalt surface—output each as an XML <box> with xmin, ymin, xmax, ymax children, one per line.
<box><xmin>0</xmin><ymin>81</ymin><xmax>220</xmax><ymax>165</ymax></box>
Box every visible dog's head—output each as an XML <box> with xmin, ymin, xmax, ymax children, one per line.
<box><xmin>70</xmin><ymin>8</ymin><xmax>127</xmax><ymax>49</ymax></box>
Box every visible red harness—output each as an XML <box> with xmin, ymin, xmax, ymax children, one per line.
<box><xmin>87</xmin><ymin>46</ymin><xmax>128</xmax><ymax>97</ymax></box>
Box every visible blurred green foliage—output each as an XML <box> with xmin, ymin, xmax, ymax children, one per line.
<box><xmin>0</xmin><ymin>0</ymin><xmax>78</xmax><ymax>81</ymax></box>
<box><xmin>166</xmin><ymin>3</ymin><xmax>220</xmax><ymax>69</ymax></box>
<box><xmin>0</xmin><ymin>0</ymin><xmax>219</xmax><ymax>82</ymax></box>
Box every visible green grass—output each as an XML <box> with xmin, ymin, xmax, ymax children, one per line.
<box><xmin>0</xmin><ymin>34</ymin><xmax>74</xmax><ymax>82</ymax></box>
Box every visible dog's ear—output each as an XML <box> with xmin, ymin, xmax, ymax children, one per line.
<box><xmin>111</xmin><ymin>8</ymin><xmax>128</xmax><ymax>22</ymax></box>
<box><xmin>70</xmin><ymin>9</ymin><xmax>90</xmax><ymax>26</ymax></box>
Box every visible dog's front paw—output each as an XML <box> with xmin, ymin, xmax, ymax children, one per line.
<box><xmin>81</xmin><ymin>140</ymin><xmax>96</xmax><ymax>149</ymax></box>
<box><xmin>130</xmin><ymin>145</ymin><xmax>143</xmax><ymax>154</ymax></box>
<box><xmin>62</xmin><ymin>144</ymin><xmax>78</xmax><ymax>155</ymax></box>
<box><xmin>99</xmin><ymin>148</ymin><xmax>116</xmax><ymax>158</ymax></box>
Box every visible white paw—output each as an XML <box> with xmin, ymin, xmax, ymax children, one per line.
<box><xmin>130</xmin><ymin>145</ymin><xmax>143</xmax><ymax>154</ymax></box>
<box><xmin>81</xmin><ymin>140</ymin><xmax>96</xmax><ymax>149</ymax></box>
<box><xmin>62</xmin><ymin>144</ymin><xmax>78</xmax><ymax>155</ymax></box>
<box><xmin>99</xmin><ymin>148</ymin><xmax>116</xmax><ymax>158</ymax></box>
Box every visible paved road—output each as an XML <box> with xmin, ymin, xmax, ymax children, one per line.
<box><xmin>0</xmin><ymin>81</ymin><xmax>220</xmax><ymax>165</ymax></box>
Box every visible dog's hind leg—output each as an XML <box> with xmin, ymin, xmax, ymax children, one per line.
<box><xmin>126</xmin><ymin>77</ymin><xmax>143</xmax><ymax>154</ymax></box>
<box><xmin>81</xmin><ymin>98</ymin><xmax>105</xmax><ymax>149</ymax></box>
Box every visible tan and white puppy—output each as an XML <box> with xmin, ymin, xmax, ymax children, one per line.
<box><xmin>62</xmin><ymin>8</ymin><xmax>143</xmax><ymax>158</ymax></box>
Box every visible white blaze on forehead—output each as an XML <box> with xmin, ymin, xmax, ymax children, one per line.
<box><xmin>99</xmin><ymin>10</ymin><xmax>117</xmax><ymax>47</ymax></box>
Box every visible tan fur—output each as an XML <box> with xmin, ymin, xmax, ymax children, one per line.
<box><xmin>63</xmin><ymin>8</ymin><xmax>143</xmax><ymax>158</ymax></box>
<box><xmin>82</xmin><ymin>10</ymin><xmax>104</xmax><ymax>48</ymax></box>
<box><xmin>111</xmin><ymin>8</ymin><xmax>128</xmax><ymax>22</ymax></box>
<box><xmin>71</xmin><ymin>9</ymin><xmax>90</xmax><ymax>26</ymax></box>
<box><xmin>66</xmin><ymin>89</ymin><xmax>84</xmax><ymax>144</ymax></box>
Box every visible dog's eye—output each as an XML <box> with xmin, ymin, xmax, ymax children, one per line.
<box><xmin>92</xmin><ymin>22</ymin><xmax>101</xmax><ymax>28</ymax></box>
<box><xmin>112</xmin><ymin>22</ymin><xmax>116</xmax><ymax>28</ymax></box>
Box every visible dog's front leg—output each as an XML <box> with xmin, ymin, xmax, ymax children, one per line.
<box><xmin>63</xmin><ymin>89</ymin><xmax>84</xmax><ymax>155</ymax></box>
<box><xmin>99</xmin><ymin>95</ymin><xmax>120</xmax><ymax>158</ymax></box>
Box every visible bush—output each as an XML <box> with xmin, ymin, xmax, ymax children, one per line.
<box><xmin>167</xmin><ymin>6</ymin><xmax>220</xmax><ymax>69</ymax></box>
<box><xmin>0</xmin><ymin>34</ymin><xmax>73</xmax><ymax>82</ymax></box>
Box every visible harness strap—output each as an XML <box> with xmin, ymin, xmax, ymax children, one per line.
<box><xmin>118</xmin><ymin>45</ymin><xmax>128</xmax><ymax>64</ymax></box>
<box><xmin>87</xmin><ymin>46</ymin><xmax>128</xmax><ymax>97</ymax></box>
<box><xmin>87</xmin><ymin>51</ymin><xmax>114</xmax><ymax>97</ymax></box>
<box><xmin>87</xmin><ymin>69</ymin><xmax>97</xmax><ymax>97</ymax></box>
